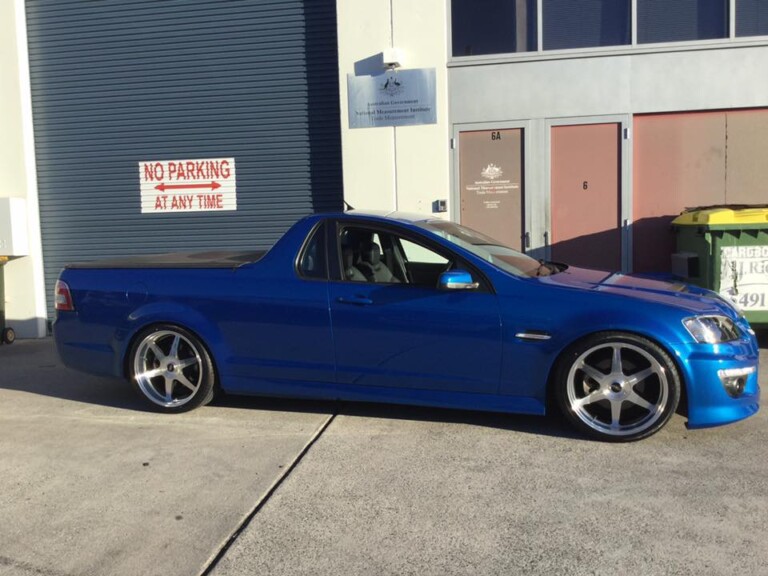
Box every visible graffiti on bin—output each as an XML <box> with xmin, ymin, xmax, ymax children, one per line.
<box><xmin>719</xmin><ymin>246</ymin><xmax>768</xmax><ymax>311</ymax></box>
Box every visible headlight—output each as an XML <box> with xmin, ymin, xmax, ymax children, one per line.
<box><xmin>683</xmin><ymin>315</ymin><xmax>741</xmax><ymax>343</ymax></box>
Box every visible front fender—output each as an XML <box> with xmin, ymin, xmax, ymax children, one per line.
<box><xmin>498</xmin><ymin>285</ymin><xmax>694</xmax><ymax>402</ymax></box>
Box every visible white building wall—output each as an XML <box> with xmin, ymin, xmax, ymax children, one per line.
<box><xmin>337</xmin><ymin>0</ymin><xmax>450</xmax><ymax>215</ymax></box>
<box><xmin>1</xmin><ymin>0</ymin><xmax>47</xmax><ymax>338</ymax></box>
<box><xmin>449</xmin><ymin>44</ymin><xmax>768</xmax><ymax>122</ymax></box>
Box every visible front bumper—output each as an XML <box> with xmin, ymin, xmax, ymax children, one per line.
<box><xmin>678</xmin><ymin>338</ymin><xmax>760</xmax><ymax>429</ymax></box>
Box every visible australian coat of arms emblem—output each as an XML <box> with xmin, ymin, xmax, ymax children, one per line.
<box><xmin>381</xmin><ymin>74</ymin><xmax>403</xmax><ymax>96</ymax></box>
<box><xmin>481</xmin><ymin>164</ymin><xmax>503</xmax><ymax>180</ymax></box>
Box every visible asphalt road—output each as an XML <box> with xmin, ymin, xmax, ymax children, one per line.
<box><xmin>1</xmin><ymin>336</ymin><xmax>766</xmax><ymax>576</ymax></box>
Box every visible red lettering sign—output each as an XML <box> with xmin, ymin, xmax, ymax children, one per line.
<box><xmin>139</xmin><ymin>158</ymin><xmax>237</xmax><ymax>213</ymax></box>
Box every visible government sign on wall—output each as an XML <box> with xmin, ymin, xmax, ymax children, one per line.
<box><xmin>347</xmin><ymin>69</ymin><xmax>436</xmax><ymax>129</ymax></box>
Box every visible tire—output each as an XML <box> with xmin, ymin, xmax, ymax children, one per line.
<box><xmin>128</xmin><ymin>324</ymin><xmax>215</xmax><ymax>413</ymax></box>
<box><xmin>554</xmin><ymin>332</ymin><xmax>681</xmax><ymax>442</ymax></box>
<box><xmin>2</xmin><ymin>328</ymin><xmax>15</xmax><ymax>345</ymax></box>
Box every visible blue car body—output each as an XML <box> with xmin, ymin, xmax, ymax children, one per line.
<box><xmin>54</xmin><ymin>212</ymin><xmax>760</xmax><ymax>432</ymax></box>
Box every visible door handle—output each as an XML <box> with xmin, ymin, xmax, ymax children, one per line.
<box><xmin>337</xmin><ymin>296</ymin><xmax>373</xmax><ymax>306</ymax></box>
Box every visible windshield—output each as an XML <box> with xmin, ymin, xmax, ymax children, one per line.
<box><xmin>417</xmin><ymin>220</ymin><xmax>555</xmax><ymax>278</ymax></box>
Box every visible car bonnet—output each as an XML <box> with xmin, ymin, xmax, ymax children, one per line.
<box><xmin>539</xmin><ymin>266</ymin><xmax>739</xmax><ymax>318</ymax></box>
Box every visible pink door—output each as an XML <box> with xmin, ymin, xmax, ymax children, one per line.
<box><xmin>551</xmin><ymin>123</ymin><xmax>622</xmax><ymax>271</ymax></box>
<box><xmin>459</xmin><ymin>129</ymin><xmax>524</xmax><ymax>251</ymax></box>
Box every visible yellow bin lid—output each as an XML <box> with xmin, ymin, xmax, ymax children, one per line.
<box><xmin>672</xmin><ymin>206</ymin><xmax>768</xmax><ymax>226</ymax></box>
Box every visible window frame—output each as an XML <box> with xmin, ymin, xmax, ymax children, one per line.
<box><xmin>448</xmin><ymin>0</ymin><xmax>765</xmax><ymax>65</ymax></box>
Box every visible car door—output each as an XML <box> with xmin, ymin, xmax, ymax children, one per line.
<box><xmin>328</xmin><ymin>221</ymin><xmax>503</xmax><ymax>394</ymax></box>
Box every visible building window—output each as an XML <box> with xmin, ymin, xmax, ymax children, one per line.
<box><xmin>736</xmin><ymin>0</ymin><xmax>768</xmax><ymax>37</ymax></box>
<box><xmin>638</xmin><ymin>0</ymin><xmax>729</xmax><ymax>43</ymax></box>
<box><xmin>450</xmin><ymin>0</ymin><xmax>764</xmax><ymax>59</ymax></box>
<box><xmin>451</xmin><ymin>0</ymin><xmax>537</xmax><ymax>56</ymax></box>
<box><xmin>543</xmin><ymin>0</ymin><xmax>630</xmax><ymax>50</ymax></box>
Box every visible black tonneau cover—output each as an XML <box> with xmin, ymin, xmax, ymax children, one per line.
<box><xmin>65</xmin><ymin>250</ymin><xmax>267</xmax><ymax>269</ymax></box>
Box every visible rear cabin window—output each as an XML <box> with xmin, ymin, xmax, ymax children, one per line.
<box><xmin>298</xmin><ymin>223</ymin><xmax>327</xmax><ymax>279</ymax></box>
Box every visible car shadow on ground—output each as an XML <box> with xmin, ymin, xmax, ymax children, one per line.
<box><xmin>0</xmin><ymin>339</ymin><xmax>578</xmax><ymax>439</ymax></box>
<box><xmin>1</xmin><ymin>368</ymin><xmax>149</xmax><ymax>412</ymax></box>
<box><xmin>0</xmin><ymin>359</ymin><xmax>581</xmax><ymax>439</ymax></box>
<box><xmin>213</xmin><ymin>393</ymin><xmax>584</xmax><ymax>441</ymax></box>
<box><xmin>346</xmin><ymin>401</ymin><xmax>581</xmax><ymax>439</ymax></box>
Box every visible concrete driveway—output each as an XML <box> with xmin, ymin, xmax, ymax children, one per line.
<box><xmin>0</xmin><ymin>340</ymin><xmax>333</xmax><ymax>576</ymax></box>
<box><xmin>1</xmin><ymin>336</ymin><xmax>766</xmax><ymax>576</ymax></box>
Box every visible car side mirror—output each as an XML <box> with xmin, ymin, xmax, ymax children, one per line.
<box><xmin>438</xmin><ymin>270</ymin><xmax>479</xmax><ymax>290</ymax></box>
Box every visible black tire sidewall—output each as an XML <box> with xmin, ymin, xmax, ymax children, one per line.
<box><xmin>128</xmin><ymin>324</ymin><xmax>216</xmax><ymax>413</ymax></box>
<box><xmin>554</xmin><ymin>332</ymin><xmax>681</xmax><ymax>442</ymax></box>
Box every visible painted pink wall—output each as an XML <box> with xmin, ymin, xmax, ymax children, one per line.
<box><xmin>633</xmin><ymin>109</ymin><xmax>768</xmax><ymax>273</ymax></box>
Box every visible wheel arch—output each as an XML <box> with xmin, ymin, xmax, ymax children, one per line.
<box><xmin>119</xmin><ymin>304</ymin><xmax>224</xmax><ymax>389</ymax></box>
<box><xmin>545</xmin><ymin>328</ymin><xmax>689</xmax><ymax>417</ymax></box>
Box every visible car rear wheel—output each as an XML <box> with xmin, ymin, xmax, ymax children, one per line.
<box><xmin>2</xmin><ymin>328</ymin><xmax>15</xmax><ymax>345</ymax></box>
<box><xmin>555</xmin><ymin>332</ymin><xmax>680</xmax><ymax>442</ymax></box>
<box><xmin>129</xmin><ymin>325</ymin><xmax>215</xmax><ymax>412</ymax></box>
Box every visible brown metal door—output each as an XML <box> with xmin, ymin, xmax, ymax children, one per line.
<box><xmin>550</xmin><ymin>123</ymin><xmax>621</xmax><ymax>271</ymax></box>
<box><xmin>459</xmin><ymin>129</ymin><xmax>524</xmax><ymax>251</ymax></box>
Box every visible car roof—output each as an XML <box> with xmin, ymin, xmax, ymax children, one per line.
<box><xmin>343</xmin><ymin>209</ymin><xmax>437</xmax><ymax>224</ymax></box>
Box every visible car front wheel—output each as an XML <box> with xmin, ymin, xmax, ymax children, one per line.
<box><xmin>555</xmin><ymin>332</ymin><xmax>681</xmax><ymax>442</ymax></box>
<box><xmin>129</xmin><ymin>325</ymin><xmax>215</xmax><ymax>413</ymax></box>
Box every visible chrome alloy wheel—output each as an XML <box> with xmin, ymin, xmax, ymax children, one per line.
<box><xmin>132</xmin><ymin>329</ymin><xmax>204</xmax><ymax>408</ymax></box>
<box><xmin>565</xmin><ymin>342</ymin><xmax>670</xmax><ymax>438</ymax></box>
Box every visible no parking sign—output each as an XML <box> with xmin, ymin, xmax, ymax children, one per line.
<box><xmin>138</xmin><ymin>158</ymin><xmax>237</xmax><ymax>213</ymax></box>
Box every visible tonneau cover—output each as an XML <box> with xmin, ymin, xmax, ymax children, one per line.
<box><xmin>65</xmin><ymin>250</ymin><xmax>267</xmax><ymax>269</ymax></box>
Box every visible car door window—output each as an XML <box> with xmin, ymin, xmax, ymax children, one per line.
<box><xmin>397</xmin><ymin>237</ymin><xmax>450</xmax><ymax>287</ymax></box>
<box><xmin>339</xmin><ymin>227</ymin><xmax>403</xmax><ymax>284</ymax></box>
<box><xmin>338</xmin><ymin>225</ymin><xmax>460</xmax><ymax>287</ymax></box>
<box><xmin>399</xmin><ymin>238</ymin><xmax>449</xmax><ymax>264</ymax></box>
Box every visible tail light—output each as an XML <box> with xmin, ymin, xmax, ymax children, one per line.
<box><xmin>55</xmin><ymin>280</ymin><xmax>75</xmax><ymax>311</ymax></box>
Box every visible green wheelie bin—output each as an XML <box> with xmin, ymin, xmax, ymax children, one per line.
<box><xmin>671</xmin><ymin>205</ymin><xmax>768</xmax><ymax>329</ymax></box>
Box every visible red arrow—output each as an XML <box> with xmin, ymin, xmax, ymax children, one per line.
<box><xmin>155</xmin><ymin>182</ymin><xmax>221</xmax><ymax>192</ymax></box>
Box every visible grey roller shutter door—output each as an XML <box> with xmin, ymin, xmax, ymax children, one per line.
<box><xmin>26</xmin><ymin>0</ymin><xmax>343</xmax><ymax>319</ymax></box>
